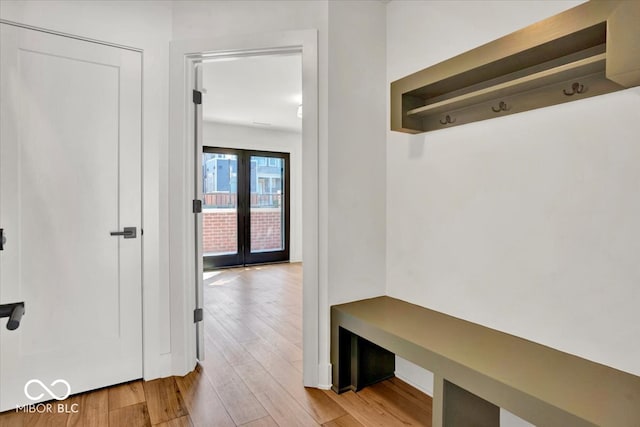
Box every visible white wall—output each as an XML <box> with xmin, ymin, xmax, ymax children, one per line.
<box><xmin>202</xmin><ymin>121</ymin><xmax>303</xmax><ymax>262</ymax></box>
<box><xmin>387</xmin><ymin>2</ymin><xmax>640</xmax><ymax>405</ymax></box>
<box><xmin>0</xmin><ymin>0</ymin><xmax>173</xmax><ymax>378</ymax></box>
<box><xmin>327</xmin><ymin>0</ymin><xmax>387</xmax><ymax>307</ymax></box>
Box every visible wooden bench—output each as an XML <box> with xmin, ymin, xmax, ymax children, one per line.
<box><xmin>331</xmin><ymin>296</ymin><xmax>640</xmax><ymax>427</ymax></box>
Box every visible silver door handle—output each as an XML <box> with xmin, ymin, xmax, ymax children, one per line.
<box><xmin>110</xmin><ymin>227</ymin><xmax>136</xmax><ymax>239</ymax></box>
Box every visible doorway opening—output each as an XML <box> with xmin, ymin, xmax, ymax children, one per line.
<box><xmin>171</xmin><ymin>29</ymin><xmax>320</xmax><ymax>386</ymax></box>
<box><xmin>198</xmin><ymin>51</ymin><xmax>302</xmax><ymax>273</ymax></box>
<box><xmin>202</xmin><ymin>147</ymin><xmax>291</xmax><ymax>269</ymax></box>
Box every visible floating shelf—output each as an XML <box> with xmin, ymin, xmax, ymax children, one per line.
<box><xmin>391</xmin><ymin>1</ymin><xmax>640</xmax><ymax>134</ymax></box>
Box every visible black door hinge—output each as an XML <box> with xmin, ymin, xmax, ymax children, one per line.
<box><xmin>194</xmin><ymin>308</ymin><xmax>203</xmax><ymax>323</ymax></box>
<box><xmin>192</xmin><ymin>199</ymin><xmax>202</xmax><ymax>213</ymax></box>
<box><xmin>192</xmin><ymin>90</ymin><xmax>202</xmax><ymax>105</ymax></box>
<box><xmin>0</xmin><ymin>228</ymin><xmax>5</xmax><ymax>251</ymax></box>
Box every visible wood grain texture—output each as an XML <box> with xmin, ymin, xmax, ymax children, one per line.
<box><xmin>108</xmin><ymin>381</ymin><xmax>146</xmax><ymax>411</ymax></box>
<box><xmin>66</xmin><ymin>388</ymin><xmax>109</xmax><ymax>427</ymax></box>
<box><xmin>143</xmin><ymin>378</ymin><xmax>189</xmax><ymax>425</ymax></box>
<box><xmin>238</xmin><ymin>416</ymin><xmax>279</xmax><ymax>427</ymax></box>
<box><xmin>0</xmin><ymin>410</ymin><xmax>23</xmax><ymax>427</ymax></box>
<box><xmin>322</xmin><ymin>414</ymin><xmax>365</xmax><ymax>427</ymax></box>
<box><xmin>0</xmin><ymin>264</ymin><xmax>432</xmax><ymax>427</ymax></box>
<box><xmin>174</xmin><ymin>365</ymin><xmax>235</xmax><ymax>427</ymax></box>
<box><xmin>108</xmin><ymin>403</ymin><xmax>151</xmax><ymax>427</ymax></box>
<box><xmin>153</xmin><ymin>415</ymin><xmax>193</xmax><ymax>427</ymax></box>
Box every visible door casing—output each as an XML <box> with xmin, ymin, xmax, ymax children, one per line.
<box><xmin>169</xmin><ymin>31</ymin><xmax>325</xmax><ymax>387</ymax></box>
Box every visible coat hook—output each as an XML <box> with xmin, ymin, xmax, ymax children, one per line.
<box><xmin>563</xmin><ymin>82</ymin><xmax>585</xmax><ymax>96</ymax></box>
<box><xmin>491</xmin><ymin>101</ymin><xmax>509</xmax><ymax>112</ymax></box>
<box><xmin>439</xmin><ymin>114</ymin><xmax>455</xmax><ymax>125</ymax></box>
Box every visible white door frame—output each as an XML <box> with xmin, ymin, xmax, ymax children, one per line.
<box><xmin>169</xmin><ymin>30</ymin><xmax>321</xmax><ymax>386</ymax></box>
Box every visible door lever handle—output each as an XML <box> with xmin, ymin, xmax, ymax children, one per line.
<box><xmin>110</xmin><ymin>227</ymin><xmax>137</xmax><ymax>239</ymax></box>
<box><xmin>0</xmin><ymin>302</ymin><xmax>25</xmax><ymax>331</ymax></box>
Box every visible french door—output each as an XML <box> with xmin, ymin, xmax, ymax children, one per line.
<box><xmin>202</xmin><ymin>148</ymin><xmax>290</xmax><ymax>269</ymax></box>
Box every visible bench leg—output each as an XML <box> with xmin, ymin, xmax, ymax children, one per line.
<box><xmin>332</xmin><ymin>327</ymin><xmax>395</xmax><ymax>393</ymax></box>
<box><xmin>442</xmin><ymin>380</ymin><xmax>499</xmax><ymax>427</ymax></box>
<box><xmin>433</xmin><ymin>373</ymin><xmax>445</xmax><ymax>427</ymax></box>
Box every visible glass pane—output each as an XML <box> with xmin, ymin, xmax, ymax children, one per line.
<box><xmin>250</xmin><ymin>155</ymin><xmax>284</xmax><ymax>253</ymax></box>
<box><xmin>202</xmin><ymin>152</ymin><xmax>238</xmax><ymax>256</ymax></box>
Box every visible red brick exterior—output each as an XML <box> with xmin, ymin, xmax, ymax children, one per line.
<box><xmin>250</xmin><ymin>210</ymin><xmax>283</xmax><ymax>251</ymax></box>
<box><xmin>203</xmin><ymin>209</ymin><xmax>282</xmax><ymax>255</ymax></box>
<box><xmin>203</xmin><ymin>211</ymin><xmax>237</xmax><ymax>254</ymax></box>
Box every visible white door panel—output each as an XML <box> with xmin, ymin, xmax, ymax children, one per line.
<box><xmin>0</xmin><ymin>23</ymin><xmax>142</xmax><ymax>411</ymax></box>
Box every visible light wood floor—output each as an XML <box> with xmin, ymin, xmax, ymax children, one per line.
<box><xmin>0</xmin><ymin>263</ymin><xmax>432</xmax><ymax>427</ymax></box>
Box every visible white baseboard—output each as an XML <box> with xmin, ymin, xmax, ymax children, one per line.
<box><xmin>317</xmin><ymin>362</ymin><xmax>332</xmax><ymax>389</ymax></box>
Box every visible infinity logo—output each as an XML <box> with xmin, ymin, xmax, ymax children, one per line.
<box><xmin>24</xmin><ymin>379</ymin><xmax>71</xmax><ymax>401</ymax></box>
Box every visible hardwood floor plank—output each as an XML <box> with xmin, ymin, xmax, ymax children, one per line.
<box><xmin>203</xmin><ymin>312</ymin><xmax>255</xmax><ymax>366</ymax></box>
<box><xmin>198</xmin><ymin>336</ymin><xmax>268</xmax><ymax>425</ymax></box>
<box><xmin>291</xmin><ymin>359</ymin><xmax>304</xmax><ymax>374</ymax></box>
<box><xmin>108</xmin><ymin>380</ymin><xmax>146</xmax><ymax>411</ymax></box>
<box><xmin>0</xmin><ymin>410</ymin><xmax>24</xmax><ymax>427</ymax></box>
<box><xmin>242</xmin><ymin>339</ymin><xmax>346</xmax><ymax>424</ymax></box>
<box><xmin>253</xmin><ymin>392</ymin><xmax>320</xmax><ymax>427</ymax></box>
<box><xmin>66</xmin><ymin>388</ymin><xmax>109</xmax><ymax>427</ymax></box>
<box><xmin>359</xmin><ymin>383</ymin><xmax>430</xmax><ymax>426</ymax></box>
<box><xmin>234</xmin><ymin>360</ymin><xmax>320</xmax><ymax>426</ymax></box>
<box><xmin>108</xmin><ymin>402</ymin><xmax>151</xmax><ymax>427</ymax></box>
<box><xmin>324</xmin><ymin>389</ymin><xmax>418</xmax><ymax>427</ymax></box>
<box><xmin>212</xmin><ymin>375</ymin><xmax>268</xmax><ymax>425</ymax></box>
<box><xmin>152</xmin><ymin>415</ymin><xmax>193</xmax><ymax>427</ymax></box>
<box><xmin>240</xmin><ymin>312</ymin><xmax>303</xmax><ymax>363</ymax></box>
<box><xmin>381</xmin><ymin>377</ymin><xmax>432</xmax><ymax>409</ymax></box>
<box><xmin>321</xmin><ymin>414</ymin><xmax>365</xmax><ymax>427</ymax></box>
<box><xmin>143</xmin><ymin>378</ymin><xmax>188</xmax><ymax>425</ymax></box>
<box><xmin>21</xmin><ymin>407</ymin><xmax>68</xmax><ymax>427</ymax></box>
<box><xmin>174</xmin><ymin>365</ymin><xmax>235</xmax><ymax>427</ymax></box>
<box><xmin>238</xmin><ymin>415</ymin><xmax>278</xmax><ymax>427</ymax></box>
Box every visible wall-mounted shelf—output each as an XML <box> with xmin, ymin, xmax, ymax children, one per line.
<box><xmin>390</xmin><ymin>1</ymin><xmax>640</xmax><ymax>134</ymax></box>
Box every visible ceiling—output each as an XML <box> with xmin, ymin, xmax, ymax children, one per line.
<box><xmin>201</xmin><ymin>53</ymin><xmax>302</xmax><ymax>133</ymax></box>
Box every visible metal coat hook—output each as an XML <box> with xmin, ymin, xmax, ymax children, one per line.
<box><xmin>563</xmin><ymin>82</ymin><xmax>585</xmax><ymax>96</ymax></box>
<box><xmin>439</xmin><ymin>115</ymin><xmax>455</xmax><ymax>125</ymax></box>
<box><xmin>491</xmin><ymin>101</ymin><xmax>509</xmax><ymax>112</ymax></box>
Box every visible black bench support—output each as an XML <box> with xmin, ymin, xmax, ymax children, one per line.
<box><xmin>335</xmin><ymin>326</ymin><xmax>395</xmax><ymax>393</ymax></box>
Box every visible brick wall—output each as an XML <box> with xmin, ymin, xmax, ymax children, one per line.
<box><xmin>250</xmin><ymin>209</ymin><xmax>283</xmax><ymax>251</ymax></box>
<box><xmin>203</xmin><ymin>210</ymin><xmax>237</xmax><ymax>254</ymax></box>
<box><xmin>203</xmin><ymin>209</ymin><xmax>282</xmax><ymax>255</ymax></box>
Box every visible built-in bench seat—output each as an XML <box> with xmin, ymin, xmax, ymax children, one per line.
<box><xmin>331</xmin><ymin>296</ymin><xmax>640</xmax><ymax>427</ymax></box>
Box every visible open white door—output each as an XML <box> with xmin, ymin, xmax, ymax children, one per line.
<box><xmin>0</xmin><ymin>23</ymin><xmax>142</xmax><ymax>411</ymax></box>
<box><xmin>194</xmin><ymin>63</ymin><xmax>205</xmax><ymax>361</ymax></box>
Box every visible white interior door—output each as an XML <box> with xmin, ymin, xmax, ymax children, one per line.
<box><xmin>194</xmin><ymin>63</ymin><xmax>205</xmax><ymax>361</ymax></box>
<box><xmin>0</xmin><ymin>23</ymin><xmax>142</xmax><ymax>411</ymax></box>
